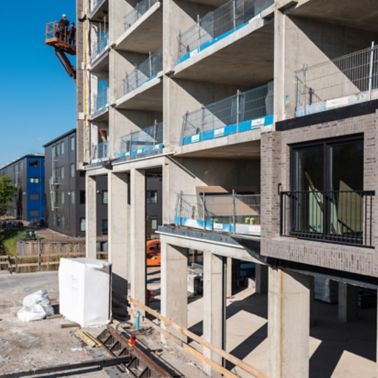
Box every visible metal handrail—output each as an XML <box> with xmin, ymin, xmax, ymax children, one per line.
<box><xmin>295</xmin><ymin>44</ymin><xmax>378</xmax><ymax>116</ymax></box>
<box><xmin>91</xmin><ymin>142</ymin><xmax>109</xmax><ymax>162</ymax></box>
<box><xmin>91</xmin><ymin>32</ymin><xmax>109</xmax><ymax>61</ymax></box>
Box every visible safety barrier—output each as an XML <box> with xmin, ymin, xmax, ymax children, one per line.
<box><xmin>175</xmin><ymin>192</ymin><xmax>261</xmax><ymax>236</ymax></box>
<box><xmin>92</xmin><ymin>85</ymin><xmax>109</xmax><ymax>114</ymax></box>
<box><xmin>124</xmin><ymin>0</ymin><xmax>159</xmax><ymax>30</ymax></box>
<box><xmin>91</xmin><ymin>32</ymin><xmax>109</xmax><ymax>61</ymax></box>
<box><xmin>295</xmin><ymin>44</ymin><xmax>378</xmax><ymax>116</ymax></box>
<box><xmin>122</xmin><ymin>49</ymin><xmax>163</xmax><ymax>96</ymax></box>
<box><xmin>177</xmin><ymin>0</ymin><xmax>274</xmax><ymax>64</ymax></box>
<box><xmin>91</xmin><ymin>142</ymin><xmax>109</xmax><ymax>163</ymax></box>
<box><xmin>116</xmin><ymin>122</ymin><xmax>163</xmax><ymax>161</ymax></box>
<box><xmin>181</xmin><ymin>82</ymin><xmax>273</xmax><ymax>145</ymax></box>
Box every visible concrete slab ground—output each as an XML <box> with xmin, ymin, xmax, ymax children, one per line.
<box><xmin>0</xmin><ymin>272</ymin><xmax>110</xmax><ymax>377</ymax></box>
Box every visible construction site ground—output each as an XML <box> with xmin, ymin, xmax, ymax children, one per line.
<box><xmin>0</xmin><ymin>269</ymin><xmax>376</xmax><ymax>377</ymax></box>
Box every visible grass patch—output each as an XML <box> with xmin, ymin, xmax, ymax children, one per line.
<box><xmin>3</xmin><ymin>230</ymin><xmax>27</xmax><ymax>256</ymax></box>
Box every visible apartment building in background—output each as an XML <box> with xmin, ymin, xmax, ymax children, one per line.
<box><xmin>76</xmin><ymin>0</ymin><xmax>378</xmax><ymax>376</ymax></box>
<box><xmin>44</xmin><ymin>129</ymin><xmax>108</xmax><ymax>237</ymax></box>
<box><xmin>0</xmin><ymin>154</ymin><xmax>45</xmax><ymax>222</ymax></box>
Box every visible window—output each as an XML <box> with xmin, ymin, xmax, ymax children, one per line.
<box><xmin>102</xmin><ymin>190</ymin><xmax>108</xmax><ymax>205</ymax></box>
<box><xmin>80</xmin><ymin>190</ymin><xmax>86</xmax><ymax>204</ymax></box>
<box><xmin>147</xmin><ymin>190</ymin><xmax>158</xmax><ymax>204</ymax></box>
<box><xmin>70</xmin><ymin>163</ymin><xmax>75</xmax><ymax>178</ymax></box>
<box><xmin>29</xmin><ymin>193</ymin><xmax>39</xmax><ymax>201</ymax></box>
<box><xmin>60</xmin><ymin>141</ymin><xmax>65</xmax><ymax>155</ymax></box>
<box><xmin>61</xmin><ymin>191</ymin><xmax>65</xmax><ymax>205</ymax></box>
<box><xmin>29</xmin><ymin>160</ymin><xmax>38</xmax><ymax>167</ymax></box>
<box><xmin>102</xmin><ymin>219</ymin><xmax>108</xmax><ymax>235</ymax></box>
<box><xmin>79</xmin><ymin>170</ymin><xmax>86</xmax><ymax>177</ymax></box>
<box><xmin>30</xmin><ymin>177</ymin><xmax>40</xmax><ymax>184</ymax></box>
<box><xmin>80</xmin><ymin>218</ymin><xmax>86</xmax><ymax>232</ymax></box>
<box><xmin>283</xmin><ymin>135</ymin><xmax>366</xmax><ymax>245</ymax></box>
<box><xmin>151</xmin><ymin>217</ymin><xmax>158</xmax><ymax>231</ymax></box>
<box><xmin>71</xmin><ymin>191</ymin><xmax>75</xmax><ymax>205</ymax></box>
<box><xmin>70</xmin><ymin>136</ymin><xmax>75</xmax><ymax>151</ymax></box>
<box><xmin>60</xmin><ymin>167</ymin><xmax>65</xmax><ymax>180</ymax></box>
<box><xmin>52</xmin><ymin>145</ymin><xmax>57</xmax><ymax>158</ymax></box>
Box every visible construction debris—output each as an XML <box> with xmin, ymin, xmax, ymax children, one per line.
<box><xmin>17</xmin><ymin>290</ymin><xmax>54</xmax><ymax>322</ymax></box>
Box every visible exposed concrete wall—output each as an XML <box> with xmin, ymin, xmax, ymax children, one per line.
<box><xmin>110</xmin><ymin>0</ymin><xmax>135</xmax><ymax>43</ymax></box>
<box><xmin>85</xmin><ymin>174</ymin><xmax>98</xmax><ymax>258</ymax></box>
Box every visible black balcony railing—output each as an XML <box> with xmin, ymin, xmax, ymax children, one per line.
<box><xmin>280</xmin><ymin>190</ymin><xmax>374</xmax><ymax>247</ymax></box>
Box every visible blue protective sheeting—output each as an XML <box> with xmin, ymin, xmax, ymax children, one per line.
<box><xmin>181</xmin><ymin>114</ymin><xmax>273</xmax><ymax>146</ymax></box>
<box><xmin>115</xmin><ymin>143</ymin><xmax>164</xmax><ymax>160</ymax></box>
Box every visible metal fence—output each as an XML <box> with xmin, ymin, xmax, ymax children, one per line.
<box><xmin>93</xmin><ymin>86</ymin><xmax>109</xmax><ymax>114</ymax></box>
<box><xmin>178</xmin><ymin>0</ymin><xmax>274</xmax><ymax>60</ymax></box>
<box><xmin>122</xmin><ymin>50</ymin><xmax>162</xmax><ymax>96</ymax></box>
<box><xmin>91</xmin><ymin>32</ymin><xmax>109</xmax><ymax>61</ymax></box>
<box><xmin>280</xmin><ymin>190</ymin><xmax>374</xmax><ymax>247</ymax></box>
<box><xmin>175</xmin><ymin>192</ymin><xmax>261</xmax><ymax>235</ymax></box>
<box><xmin>124</xmin><ymin>0</ymin><xmax>159</xmax><ymax>30</ymax></box>
<box><xmin>117</xmin><ymin>121</ymin><xmax>163</xmax><ymax>160</ymax></box>
<box><xmin>181</xmin><ymin>82</ymin><xmax>273</xmax><ymax>142</ymax></box>
<box><xmin>91</xmin><ymin>142</ymin><xmax>109</xmax><ymax>162</ymax></box>
<box><xmin>296</xmin><ymin>44</ymin><xmax>378</xmax><ymax>116</ymax></box>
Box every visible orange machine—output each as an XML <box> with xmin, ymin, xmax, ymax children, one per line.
<box><xmin>45</xmin><ymin>21</ymin><xmax>76</xmax><ymax>81</ymax></box>
<box><xmin>146</xmin><ymin>239</ymin><xmax>161</xmax><ymax>267</ymax></box>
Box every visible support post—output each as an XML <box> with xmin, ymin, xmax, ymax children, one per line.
<box><xmin>85</xmin><ymin>174</ymin><xmax>97</xmax><ymax>259</ymax></box>
<box><xmin>268</xmin><ymin>267</ymin><xmax>311</xmax><ymax>378</ymax></box>
<box><xmin>203</xmin><ymin>253</ymin><xmax>226</xmax><ymax>376</ymax></box>
<box><xmin>232</xmin><ymin>189</ymin><xmax>236</xmax><ymax>233</ymax></box>
<box><xmin>226</xmin><ymin>257</ymin><xmax>232</xmax><ymax>298</ymax></box>
<box><xmin>369</xmin><ymin>41</ymin><xmax>375</xmax><ymax>100</ymax></box>
<box><xmin>161</xmin><ymin>242</ymin><xmax>188</xmax><ymax>343</ymax></box>
<box><xmin>108</xmin><ymin>172</ymin><xmax>130</xmax><ymax>312</ymax></box>
<box><xmin>338</xmin><ymin>283</ymin><xmax>358</xmax><ymax>322</ymax></box>
<box><xmin>130</xmin><ymin>169</ymin><xmax>146</xmax><ymax>315</ymax></box>
<box><xmin>255</xmin><ymin>264</ymin><xmax>268</xmax><ymax>295</ymax></box>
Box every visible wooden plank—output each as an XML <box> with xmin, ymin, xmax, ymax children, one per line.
<box><xmin>129</xmin><ymin>298</ymin><xmax>268</xmax><ymax>378</ymax></box>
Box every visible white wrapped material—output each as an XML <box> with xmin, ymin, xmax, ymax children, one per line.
<box><xmin>59</xmin><ymin>258</ymin><xmax>111</xmax><ymax>328</ymax></box>
<box><xmin>17</xmin><ymin>290</ymin><xmax>54</xmax><ymax>322</ymax></box>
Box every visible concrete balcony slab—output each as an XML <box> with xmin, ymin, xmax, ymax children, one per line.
<box><xmin>115</xmin><ymin>2</ymin><xmax>162</xmax><ymax>54</ymax></box>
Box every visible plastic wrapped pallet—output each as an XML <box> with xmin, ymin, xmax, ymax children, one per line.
<box><xmin>59</xmin><ymin>258</ymin><xmax>111</xmax><ymax>327</ymax></box>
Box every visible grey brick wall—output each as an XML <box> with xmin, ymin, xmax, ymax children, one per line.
<box><xmin>261</xmin><ymin>111</ymin><xmax>378</xmax><ymax>277</ymax></box>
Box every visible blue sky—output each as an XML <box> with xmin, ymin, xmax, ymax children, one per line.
<box><xmin>0</xmin><ymin>0</ymin><xmax>76</xmax><ymax>167</ymax></box>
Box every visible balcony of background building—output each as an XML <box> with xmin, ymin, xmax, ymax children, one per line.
<box><xmin>115</xmin><ymin>0</ymin><xmax>162</xmax><ymax>53</ymax></box>
<box><xmin>177</xmin><ymin>0</ymin><xmax>274</xmax><ymax>65</ymax></box>
<box><xmin>115</xmin><ymin>121</ymin><xmax>163</xmax><ymax>162</ymax></box>
<box><xmin>180</xmin><ymin>82</ymin><xmax>273</xmax><ymax>146</ymax></box>
<box><xmin>174</xmin><ymin>192</ymin><xmax>261</xmax><ymax>236</ymax></box>
<box><xmin>115</xmin><ymin>50</ymin><xmax>163</xmax><ymax>110</ymax></box>
<box><xmin>295</xmin><ymin>44</ymin><xmax>378</xmax><ymax>117</ymax></box>
<box><xmin>280</xmin><ymin>190</ymin><xmax>375</xmax><ymax>248</ymax></box>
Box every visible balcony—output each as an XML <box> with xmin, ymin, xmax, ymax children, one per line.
<box><xmin>91</xmin><ymin>142</ymin><xmax>109</xmax><ymax>164</ymax></box>
<box><xmin>115</xmin><ymin>50</ymin><xmax>163</xmax><ymax>110</ymax></box>
<box><xmin>174</xmin><ymin>192</ymin><xmax>261</xmax><ymax>236</ymax></box>
<box><xmin>181</xmin><ymin>82</ymin><xmax>273</xmax><ymax>146</ymax></box>
<box><xmin>116</xmin><ymin>0</ymin><xmax>162</xmax><ymax>53</ymax></box>
<box><xmin>115</xmin><ymin>121</ymin><xmax>163</xmax><ymax>162</ymax></box>
<box><xmin>91</xmin><ymin>32</ymin><xmax>109</xmax><ymax>66</ymax></box>
<box><xmin>280</xmin><ymin>190</ymin><xmax>374</xmax><ymax>247</ymax></box>
<box><xmin>89</xmin><ymin>0</ymin><xmax>107</xmax><ymax>18</ymax></box>
<box><xmin>295</xmin><ymin>44</ymin><xmax>378</xmax><ymax>117</ymax></box>
<box><xmin>91</xmin><ymin>86</ymin><xmax>109</xmax><ymax>121</ymax></box>
<box><xmin>177</xmin><ymin>0</ymin><xmax>274</xmax><ymax>65</ymax></box>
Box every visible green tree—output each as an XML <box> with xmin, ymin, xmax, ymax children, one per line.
<box><xmin>0</xmin><ymin>176</ymin><xmax>16</xmax><ymax>217</ymax></box>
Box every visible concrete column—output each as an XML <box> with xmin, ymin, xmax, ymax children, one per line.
<box><xmin>338</xmin><ymin>283</ymin><xmax>358</xmax><ymax>322</ymax></box>
<box><xmin>160</xmin><ymin>242</ymin><xmax>188</xmax><ymax>342</ymax></box>
<box><xmin>203</xmin><ymin>253</ymin><xmax>226</xmax><ymax>376</ymax></box>
<box><xmin>376</xmin><ymin>291</ymin><xmax>378</xmax><ymax>377</ymax></box>
<box><xmin>108</xmin><ymin>172</ymin><xmax>130</xmax><ymax>309</ymax></box>
<box><xmin>85</xmin><ymin>174</ymin><xmax>97</xmax><ymax>259</ymax></box>
<box><xmin>130</xmin><ymin>169</ymin><xmax>146</xmax><ymax>312</ymax></box>
<box><xmin>255</xmin><ymin>264</ymin><xmax>268</xmax><ymax>294</ymax></box>
<box><xmin>268</xmin><ymin>267</ymin><xmax>311</xmax><ymax>378</ymax></box>
<box><xmin>226</xmin><ymin>257</ymin><xmax>232</xmax><ymax>298</ymax></box>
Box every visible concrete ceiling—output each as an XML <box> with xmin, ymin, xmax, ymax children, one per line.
<box><xmin>116</xmin><ymin>8</ymin><xmax>163</xmax><ymax>54</ymax></box>
<box><xmin>177</xmin><ymin>140</ymin><xmax>261</xmax><ymax>159</ymax></box>
<box><xmin>116</xmin><ymin>81</ymin><xmax>163</xmax><ymax>111</ymax></box>
<box><xmin>289</xmin><ymin>0</ymin><xmax>378</xmax><ymax>32</ymax></box>
<box><xmin>173</xmin><ymin>22</ymin><xmax>274</xmax><ymax>87</ymax></box>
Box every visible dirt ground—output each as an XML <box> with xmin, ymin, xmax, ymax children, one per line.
<box><xmin>0</xmin><ymin>271</ymin><xmax>112</xmax><ymax>377</ymax></box>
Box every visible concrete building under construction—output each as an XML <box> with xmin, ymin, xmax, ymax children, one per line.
<box><xmin>76</xmin><ymin>0</ymin><xmax>378</xmax><ymax>376</ymax></box>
